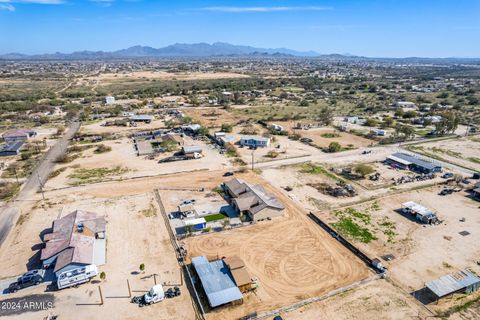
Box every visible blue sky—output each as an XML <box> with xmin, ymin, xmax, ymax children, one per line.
<box><xmin>0</xmin><ymin>0</ymin><xmax>479</xmax><ymax>57</ymax></box>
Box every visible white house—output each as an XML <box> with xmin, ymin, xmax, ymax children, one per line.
<box><xmin>239</xmin><ymin>136</ymin><xmax>270</xmax><ymax>148</ymax></box>
<box><xmin>105</xmin><ymin>96</ymin><xmax>115</xmax><ymax>105</ymax></box>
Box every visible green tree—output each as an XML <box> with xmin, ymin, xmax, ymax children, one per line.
<box><xmin>221</xmin><ymin>123</ymin><xmax>233</xmax><ymax>133</ymax></box>
<box><xmin>327</xmin><ymin>142</ymin><xmax>342</xmax><ymax>153</ymax></box>
<box><xmin>353</xmin><ymin>164</ymin><xmax>375</xmax><ymax>177</ymax></box>
<box><xmin>317</xmin><ymin>107</ymin><xmax>333</xmax><ymax>125</ymax></box>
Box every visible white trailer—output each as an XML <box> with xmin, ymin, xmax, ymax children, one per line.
<box><xmin>57</xmin><ymin>265</ymin><xmax>98</xmax><ymax>290</ymax></box>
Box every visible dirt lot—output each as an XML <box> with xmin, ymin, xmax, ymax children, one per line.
<box><xmin>268</xmin><ymin>122</ymin><xmax>375</xmax><ymax>149</ymax></box>
<box><xmin>407</xmin><ymin>136</ymin><xmax>480</xmax><ymax>171</ymax></box>
<box><xmin>183</xmin><ymin>107</ymin><xmax>248</xmax><ymax>128</ymax></box>
<box><xmin>261</xmin><ymin>164</ymin><xmax>366</xmax><ymax>210</ymax></box>
<box><xmin>80</xmin><ymin>117</ymin><xmax>167</xmax><ymax>135</ymax></box>
<box><xmin>44</xmin><ymin>136</ymin><xmax>229</xmax><ymax>190</ymax></box>
<box><xmin>181</xmin><ymin>171</ymin><xmax>371</xmax><ymax>319</ymax></box>
<box><xmin>261</xmin><ymin>161</ymin><xmax>446</xmax><ymax>211</ymax></box>
<box><xmin>89</xmin><ymin>71</ymin><xmax>249</xmax><ymax>82</ymax></box>
<box><xmin>316</xmin><ymin>186</ymin><xmax>480</xmax><ymax>293</ymax></box>
<box><xmin>284</xmin><ymin>279</ymin><xmax>429</xmax><ymax>320</ymax></box>
<box><xmin>0</xmin><ymin>185</ymin><xmax>195</xmax><ymax>319</ymax></box>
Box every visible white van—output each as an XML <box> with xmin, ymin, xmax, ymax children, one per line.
<box><xmin>57</xmin><ymin>265</ymin><xmax>98</xmax><ymax>290</ymax></box>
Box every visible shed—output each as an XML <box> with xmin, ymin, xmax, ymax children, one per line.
<box><xmin>182</xmin><ymin>145</ymin><xmax>202</xmax><ymax>155</ymax></box>
<box><xmin>387</xmin><ymin>152</ymin><xmax>442</xmax><ymax>174</ymax></box>
<box><xmin>426</xmin><ymin>270</ymin><xmax>480</xmax><ymax>299</ymax></box>
<box><xmin>191</xmin><ymin>256</ymin><xmax>243</xmax><ymax>308</ymax></box>
<box><xmin>0</xmin><ymin>140</ymin><xmax>25</xmax><ymax>157</ymax></box>
<box><xmin>223</xmin><ymin>256</ymin><xmax>252</xmax><ymax>293</ymax></box>
<box><xmin>401</xmin><ymin>201</ymin><xmax>438</xmax><ymax>224</ymax></box>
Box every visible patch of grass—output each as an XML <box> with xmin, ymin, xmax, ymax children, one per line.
<box><xmin>265</xmin><ymin>151</ymin><xmax>279</xmax><ymax>158</ymax></box>
<box><xmin>300</xmin><ymin>163</ymin><xmax>344</xmax><ymax>182</ymax></box>
<box><xmin>204</xmin><ymin>213</ymin><xmax>226</xmax><ymax>222</ymax></box>
<box><xmin>48</xmin><ymin>167</ymin><xmax>67</xmax><ymax>179</ymax></box>
<box><xmin>370</xmin><ymin>200</ymin><xmax>381</xmax><ymax>211</ymax></box>
<box><xmin>321</xmin><ymin>132</ymin><xmax>340</xmax><ymax>138</ymax></box>
<box><xmin>68</xmin><ymin>166</ymin><xmax>128</xmax><ymax>185</ymax></box>
<box><xmin>141</xmin><ymin>203</ymin><xmax>157</xmax><ymax>217</ymax></box>
<box><xmin>431</xmin><ymin>146</ymin><xmax>463</xmax><ymax>158</ymax></box>
<box><xmin>468</xmin><ymin>157</ymin><xmax>480</xmax><ymax>164</ymax></box>
<box><xmin>94</xmin><ymin>144</ymin><xmax>112</xmax><ymax>154</ymax></box>
<box><xmin>332</xmin><ymin>217</ymin><xmax>377</xmax><ymax>243</ymax></box>
<box><xmin>343</xmin><ymin>207</ymin><xmax>372</xmax><ymax>225</ymax></box>
<box><xmin>436</xmin><ymin>295</ymin><xmax>480</xmax><ymax>318</ymax></box>
<box><xmin>0</xmin><ymin>182</ymin><xmax>20</xmax><ymax>201</ymax></box>
<box><xmin>378</xmin><ymin>216</ymin><xmax>397</xmax><ymax>243</ymax></box>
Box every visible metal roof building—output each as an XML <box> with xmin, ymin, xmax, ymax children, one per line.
<box><xmin>0</xmin><ymin>140</ymin><xmax>25</xmax><ymax>157</ymax></box>
<box><xmin>388</xmin><ymin>152</ymin><xmax>442</xmax><ymax>173</ymax></box>
<box><xmin>192</xmin><ymin>256</ymin><xmax>243</xmax><ymax>308</ymax></box>
<box><xmin>182</xmin><ymin>145</ymin><xmax>203</xmax><ymax>154</ymax></box>
<box><xmin>426</xmin><ymin>270</ymin><xmax>480</xmax><ymax>298</ymax></box>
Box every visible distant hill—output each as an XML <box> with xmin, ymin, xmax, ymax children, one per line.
<box><xmin>0</xmin><ymin>42</ymin><xmax>320</xmax><ymax>60</ymax></box>
<box><xmin>2</xmin><ymin>43</ymin><xmax>479</xmax><ymax>63</ymax></box>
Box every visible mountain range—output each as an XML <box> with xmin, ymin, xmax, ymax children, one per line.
<box><xmin>0</xmin><ymin>42</ymin><xmax>319</xmax><ymax>60</ymax></box>
<box><xmin>2</xmin><ymin>43</ymin><xmax>479</xmax><ymax>63</ymax></box>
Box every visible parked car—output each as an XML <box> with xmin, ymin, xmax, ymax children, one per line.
<box><xmin>442</xmin><ymin>172</ymin><xmax>454</xmax><ymax>179</ymax></box>
<box><xmin>8</xmin><ymin>269</ymin><xmax>45</xmax><ymax>293</ymax></box>
<box><xmin>181</xmin><ymin>199</ymin><xmax>196</xmax><ymax>205</ymax></box>
<box><xmin>439</xmin><ymin>188</ymin><xmax>454</xmax><ymax>196</ymax></box>
<box><xmin>223</xmin><ymin>172</ymin><xmax>234</xmax><ymax>177</ymax></box>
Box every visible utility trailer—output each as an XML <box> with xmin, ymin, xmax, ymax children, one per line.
<box><xmin>57</xmin><ymin>265</ymin><xmax>98</xmax><ymax>290</ymax></box>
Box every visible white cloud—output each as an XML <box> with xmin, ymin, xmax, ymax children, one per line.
<box><xmin>89</xmin><ymin>0</ymin><xmax>115</xmax><ymax>7</ymax></box>
<box><xmin>0</xmin><ymin>0</ymin><xmax>64</xmax><ymax>11</ymax></box>
<box><xmin>0</xmin><ymin>0</ymin><xmax>64</xmax><ymax>3</ymax></box>
<box><xmin>0</xmin><ymin>3</ymin><xmax>14</xmax><ymax>11</ymax></box>
<box><xmin>201</xmin><ymin>6</ymin><xmax>333</xmax><ymax>13</ymax></box>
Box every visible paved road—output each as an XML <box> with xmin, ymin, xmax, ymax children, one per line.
<box><xmin>0</xmin><ymin>121</ymin><xmax>81</xmax><ymax>247</ymax></box>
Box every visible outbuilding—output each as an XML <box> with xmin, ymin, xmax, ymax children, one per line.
<box><xmin>401</xmin><ymin>201</ymin><xmax>438</xmax><ymax>224</ymax></box>
<box><xmin>2</xmin><ymin>128</ymin><xmax>37</xmax><ymax>143</ymax></box>
<box><xmin>426</xmin><ymin>269</ymin><xmax>480</xmax><ymax>301</ymax></box>
<box><xmin>182</xmin><ymin>145</ymin><xmax>202</xmax><ymax>155</ymax></box>
<box><xmin>184</xmin><ymin>218</ymin><xmax>206</xmax><ymax>230</ymax></box>
<box><xmin>239</xmin><ymin>136</ymin><xmax>270</xmax><ymax>148</ymax></box>
<box><xmin>0</xmin><ymin>140</ymin><xmax>25</xmax><ymax>157</ymax></box>
<box><xmin>386</xmin><ymin>152</ymin><xmax>442</xmax><ymax>174</ymax></box>
<box><xmin>191</xmin><ymin>256</ymin><xmax>243</xmax><ymax>308</ymax></box>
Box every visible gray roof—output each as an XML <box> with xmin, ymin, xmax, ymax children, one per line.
<box><xmin>0</xmin><ymin>140</ymin><xmax>25</xmax><ymax>153</ymax></box>
<box><xmin>391</xmin><ymin>152</ymin><xmax>441</xmax><ymax>171</ymax></box>
<box><xmin>130</xmin><ymin>115</ymin><xmax>154</xmax><ymax>121</ymax></box>
<box><xmin>426</xmin><ymin>270</ymin><xmax>480</xmax><ymax>298</ymax></box>
<box><xmin>240</xmin><ymin>135</ymin><xmax>269</xmax><ymax>142</ymax></box>
<box><xmin>182</xmin><ymin>145</ymin><xmax>202</xmax><ymax>154</ymax></box>
<box><xmin>224</xmin><ymin>178</ymin><xmax>248</xmax><ymax>197</ymax></box>
<box><xmin>192</xmin><ymin>256</ymin><xmax>243</xmax><ymax>307</ymax></box>
<box><xmin>225</xmin><ymin>178</ymin><xmax>284</xmax><ymax>215</ymax></box>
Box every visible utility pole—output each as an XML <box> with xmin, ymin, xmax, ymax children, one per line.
<box><xmin>37</xmin><ymin>171</ymin><xmax>45</xmax><ymax>200</ymax></box>
<box><xmin>251</xmin><ymin>149</ymin><xmax>255</xmax><ymax>171</ymax></box>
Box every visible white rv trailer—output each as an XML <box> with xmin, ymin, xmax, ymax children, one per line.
<box><xmin>57</xmin><ymin>265</ymin><xmax>98</xmax><ymax>290</ymax></box>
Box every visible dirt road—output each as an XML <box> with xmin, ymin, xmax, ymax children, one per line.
<box><xmin>0</xmin><ymin>120</ymin><xmax>80</xmax><ymax>247</ymax></box>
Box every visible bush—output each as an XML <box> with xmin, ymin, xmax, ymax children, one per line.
<box><xmin>221</xmin><ymin>123</ymin><xmax>233</xmax><ymax>133</ymax></box>
<box><xmin>326</xmin><ymin>142</ymin><xmax>342</xmax><ymax>153</ymax></box>
<box><xmin>100</xmin><ymin>272</ymin><xmax>106</xmax><ymax>280</ymax></box>
<box><xmin>94</xmin><ymin>144</ymin><xmax>112</xmax><ymax>154</ymax></box>
<box><xmin>353</xmin><ymin>164</ymin><xmax>375</xmax><ymax>177</ymax></box>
